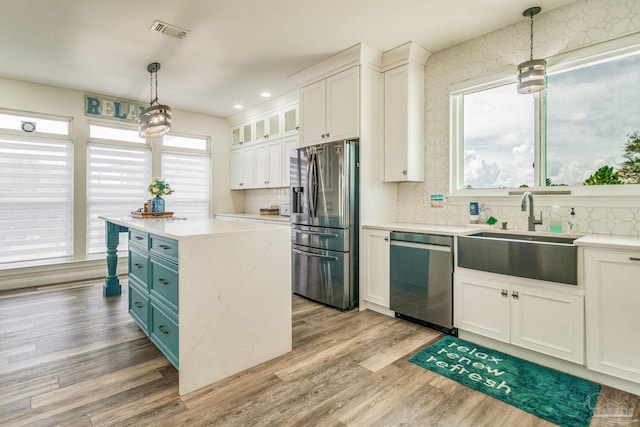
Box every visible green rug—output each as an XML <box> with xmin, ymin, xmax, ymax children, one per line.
<box><xmin>409</xmin><ymin>336</ymin><xmax>600</xmax><ymax>427</ymax></box>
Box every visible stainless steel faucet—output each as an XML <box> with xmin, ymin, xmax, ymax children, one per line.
<box><xmin>520</xmin><ymin>191</ymin><xmax>543</xmax><ymax>231</ymax></box>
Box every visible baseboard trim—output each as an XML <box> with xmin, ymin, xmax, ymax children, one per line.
<box><xmin>0</xmin><ymin>257</ymin><xmax>128</xmax><ymax>292</ymax></box>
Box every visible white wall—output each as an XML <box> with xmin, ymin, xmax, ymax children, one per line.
<box><xmin>397</xmin><ymin>0</ymin><xmax>640</xmax><ymax>236</ymax></box>
<box><xmin>0</xmin><ymin>76</ymin><xmax>239</xmax><ymax>289</ymax></box>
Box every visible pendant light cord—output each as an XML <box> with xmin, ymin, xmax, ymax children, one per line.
<box><xmin>529</xmin><ymin>14</ymin><xmax>535</xmax><ymax>61</ymax></box>
<box><xmin>149</xmin><ymin>70</ymin><xmax>158</xmax><ymax>106</ymax></box>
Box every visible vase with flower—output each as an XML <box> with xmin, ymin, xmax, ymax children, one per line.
<box><xmin>148</xmin><ymin>178</ymin><xmax>174</xmax><ymax>213</ymax></box>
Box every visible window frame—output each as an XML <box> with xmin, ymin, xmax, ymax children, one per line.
<box><xmin>450</xmin><ymin>32</ymin><xmax>640</xmax><ymax>198</ymax></box>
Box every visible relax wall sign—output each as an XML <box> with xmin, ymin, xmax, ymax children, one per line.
<box><xmin>84</xmin><ymin>95</ymin><xmax>146</xmax><ymax>123</ymax></box>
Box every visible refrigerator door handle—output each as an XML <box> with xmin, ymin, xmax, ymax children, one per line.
<box><xmin>306</xmin><ymin>151</ymin><xmax>315</xmax><ymax>218</ymax></box>
<box><xmin>309</xmin><ymin>151</ymin><xmax>319</xmax><ymax>218</ymax></box>
<box><xmin>292</xmin><ymin>228</ymin><xmax>339</xmax><ymax>238</ymax></box>
<box><xmin>292</xmin><ymin>248</ymin><xmax>339</xmax><ymax>261</ymax></box>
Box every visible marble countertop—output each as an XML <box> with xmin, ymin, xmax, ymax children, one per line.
<box><xmin>100</xmin><ymin>216</ymin><xmax>287</xmax><ymax>240</ymax></box>
<box><xmin>575</xmin><ymin>234</ymin><xmax>640</xmax><ymax>251</ymax></box>
<box><xmin>215</xmin><ymin>213</ymin><xmax>290</xmax><ymax>223</ymax></box>
<box><xmin>362</xmin><ymin>222</ymin><xmax>483</xmax><ymax>236</ymax></box>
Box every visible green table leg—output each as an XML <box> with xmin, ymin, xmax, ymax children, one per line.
<box><xmin>104</xmin><ymin>221</ymin><xmax>128</xmax><ymax>296</ymax></box>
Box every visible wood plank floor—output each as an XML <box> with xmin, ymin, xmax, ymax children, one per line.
<box><xmin>1</xmin><ymin>279</ymin><xmax>638</xmax><ymax>426</ymax></box>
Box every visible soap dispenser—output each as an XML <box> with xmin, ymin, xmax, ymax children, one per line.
<box><xmin>549</xmin><ymin>205</ymin><xmax>562</xmax><ymax>233</ymax></box>
<box><xmin>568</xmin><ymin>207</ymin><xmax>579</xmax><ymax>233</ymax></box>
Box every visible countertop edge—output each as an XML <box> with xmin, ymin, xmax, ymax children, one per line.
<box><xmin>362</xmin><ymin>223</ymin><xmax>483</xmax><ymax>236</ymax></box>
<box><xmin>215</xmin><ymin>213</ymin><xmax>290</xmax><ymax>223</ymax></box>
<box><xmin>574</xmin><ymin>234</ymin><xmax>640</xmax><ymax>251</ymax></box>
<box><xmin>100</xmin><ymin>216</ymin><xmax>289</xmax><ymax>240</ymax></box>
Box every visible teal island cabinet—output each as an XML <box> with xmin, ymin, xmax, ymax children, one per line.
<box><xmin>100</xmin><ymin>216</ymin><xmax>292</xmax><ymax>395</ymax></box>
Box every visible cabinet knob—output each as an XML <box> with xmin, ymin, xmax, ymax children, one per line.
<box><xmin>134</xmin><ymin>263</ymin><xmax>143</xmax><ymax>269</ymax></box>
<box><xmin>326</xmin><ymin>132</ymin><xmax>330</xmax><ymax>138</ymax></box>
<box><xmin>383</xmin><ymin>236</ymin><xmax>389</xmax><ymax>242</ymax></box>
<box><xmin>501</xmin><ymin>289</ymin><xmax>508</xmax><ymax>297</ymax></box>
<box><xmin>134</xmin><ymin>301</ymin><xmax>144</xmax><ymax>308</ymax></box>
<box><xmin>402</xmin><ymin>170</ymin><xmax>407</xmax><ymax>175</ymax></box>
<box><xmin>158</xmin><ymin>278</ymin><xmax>169</xmax><ymax>286</ymax></box>
<box><xmin>320</xmin><ymin>133</ymin><xmax>325</xmax><ymax>138</ymax></box>
<box><xmin>158</xmin><ymin>325</ymin><xmax>170</xmax><ymax>335</ymax></box>
<box><xmin>511</xmin><ymin>291</ymin><xmax>519</xmax><ymax>299</ymax></box>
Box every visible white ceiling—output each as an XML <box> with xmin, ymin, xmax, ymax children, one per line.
<box><xmin>0</xmin><ymin>0</ymin><xmax>576</xmax><ymax>118</ymax></box>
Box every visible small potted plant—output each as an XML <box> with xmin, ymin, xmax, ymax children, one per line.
<box><xmin>148</xmin><ymin>178</ymin><xmax>174</xmax><ymax>212</ymax></box>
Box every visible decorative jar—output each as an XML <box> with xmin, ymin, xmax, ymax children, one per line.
<box><xmin>152</xmin><ymin>196</ymin><xmax>165</xmax><ymax>213</ymax></box>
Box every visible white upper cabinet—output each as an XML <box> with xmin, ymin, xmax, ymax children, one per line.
<box><xmin>229</xmin><ymin>103</ymin><xmax>298</xmax><ymax>189</ymax></box>
<box><xmin>254</xmin><ymin>111</ymin><xmax>281</xmax><ymax>143</ymax></box>
<box><xmin>231</xmin><ymin>122</ymin><xmax>253</xmax><ymax>149</ymax></box>
<box><xmin>230</xmin><ymin>145</ymin><xmax>254</xmax><ymax>189</ymax></box>
<box><xmin>299</xmin><ymin>80</ymin><xmax>327</xmax><ymax>147</ymax></box>
<box><xmin>382</xmin><ymin>42</ymin><xmax>429</xmax><ymax>182</ymax></box>
<box><xmin>282</xmin><ymin>104</ymin><xmax>299</xmax><ymax>137</ymax></box>
<box><xmin>299</xmin><ymin>66</ymin><xmax>359</xmax><ymax>147</ymax></box>
<box><xmin>254</xmin><ymin>139</ymin><xmax>283</xmax><ymax>188</ymax></box>
<box><xmin>326</xmin><ymin>67</ymin><xmax>360</xmax><ymax>142</ymax></box>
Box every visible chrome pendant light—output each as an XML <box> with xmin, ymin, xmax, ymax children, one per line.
<box><xmin>517</xmin><ymin>7</ymin><xmax>546</xmax><ymax>94</ymax></box>
<box><xmin>139</xmin><ymin>62</ymin><xmax>172</xmax><ymax>138</ymax></box>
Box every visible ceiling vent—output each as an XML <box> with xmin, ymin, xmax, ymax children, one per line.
<box><xmin>150</xmin><ymin>20</ymin><xmax>189</xmax><ymax>39</ymax></box>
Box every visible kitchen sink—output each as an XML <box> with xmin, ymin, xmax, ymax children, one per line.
<box><xmin>457</xmin><ymin>231</ymin><xmax>578</xmax><ymax>284</ymax></box>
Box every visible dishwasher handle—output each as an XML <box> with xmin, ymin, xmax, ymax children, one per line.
<box><xmin>390</xmin><ymin>240</ymin><xmax>451</xmax><ymax>252</ymax></box>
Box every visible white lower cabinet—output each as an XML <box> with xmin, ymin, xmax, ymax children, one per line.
<box><xmin>362</xmin><ymin>228</ymin><xmax>390</xmax><ymax>308</ymax></box>
<box><xmin>584</xmin><ymin>248</ymin><xmax>640</xmax><ymax>382</ymax></box>
<box><xmin>454</xmin><ymin>270</ymin><xmax>584</xmax><ymax>364</ymax></box>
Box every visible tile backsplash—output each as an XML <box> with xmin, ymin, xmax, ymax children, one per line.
<box><xmin>397</xmin><ymin>188</ymin><xmax>640</xmax><ymax>237</ymax></box>
<box><xmin>244</xmin><ymin>188</ymin><xmax>290</xmax><ymax>214</ymax></box>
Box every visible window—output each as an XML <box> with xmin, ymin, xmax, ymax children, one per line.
<box><xmin>89</xmin><ymin>124</ymin><xmax>146</xmax><ymax>144</ymax></box>
<box><xmin>161</xmin><ymin>134</ymin><xmax>211</xmax><ymax>218</ymax></box>
<box><xmin>545</xmin><ymin>53</ymin><xmax>640</xmax><ymax>186</ymax></box>
<box><xmin>163</xmin><ymin>134</ymin><xmax>208</xmax><ymax>151</ymax></box>
<box><xmin>452</xmin><ymin>36</ymin><xmax>640</xmax><ymax>193</ymax></box>
<box><xmin>0</xmin><ymin>112</ymin><xmax>69</xmax><ymax>135</ymax></box>
<box><xmin>162</xmin><ymin>152</ymin><xmax>211</xmax><ymax>217</ymax></box>
<box><xmin>86</xmin><ymin>127</ymin><xmax>210</xmax><ymax>253</ymax></box>
<box><xmin>461</xmin><ymin>83</ymin><xmax>535</xmax><ymax>189</ymax></box>
<box><xmin>86</xmin><ymin>125</ymin><xmax>150</xmax><ymax>254</ymax></box>
<box><xmin>0</xmin><ymin>112</ymin><xmax>73</xmax><ymax>264</ymax></box>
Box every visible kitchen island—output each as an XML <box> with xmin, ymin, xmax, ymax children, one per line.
<box><xmin>100</xmin><ymin>216</ymin><xmax>292</xmax><ymax>395</ymax></box>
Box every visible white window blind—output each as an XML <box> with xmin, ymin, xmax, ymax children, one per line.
<box><xmin>0</xmin><ymin>137</ymin><xmax>73</xmax><ymax>264</ymax></box>
<box><xmin>162</xmin><ymin>152</ymin><xmax>211</xmax><ymax>218</ymax></box>
<box><xmin>87</xmin><ymin>144</ymin><xmax>150</xmax><ymax>254</ymax></box>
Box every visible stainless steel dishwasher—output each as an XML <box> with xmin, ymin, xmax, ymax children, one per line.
<box><xmin>389</xmin><ymin>231</ymin><xmax>456</xmax><ymax>335</ymax></box>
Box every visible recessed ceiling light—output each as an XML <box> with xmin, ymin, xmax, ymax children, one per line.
<box><xmin>260</xmin><ymin>92</ymin><xmax>271</xmax><ymax>98</ymax></box>
<box><xmin>233</xmin><ymin>104</ymin><xmax>243</xmax><ymax>109</ymax></box>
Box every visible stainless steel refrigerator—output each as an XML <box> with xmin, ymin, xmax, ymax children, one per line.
<box><xmin>290</xmin><ymin>139</ymin><xmax>359</xmax><ymax>310</ymax></box>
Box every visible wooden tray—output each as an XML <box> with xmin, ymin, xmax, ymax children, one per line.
<box><xmin>130</xmin><ymin>211</ymin><xmax>174</xmax><ymax>219</ymax></box>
